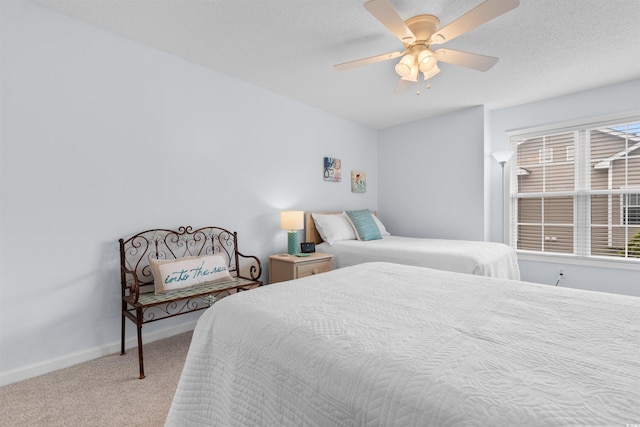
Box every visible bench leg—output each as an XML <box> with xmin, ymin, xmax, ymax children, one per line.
<box><xmin>136</xmin><ymin>310</ymin><xmax>145</xmax><ymax>379</ymax></box>
<box><xmin>120</xmin><ymin>302</ymin><xmax>126</xmax><ymax>355</ymax></box>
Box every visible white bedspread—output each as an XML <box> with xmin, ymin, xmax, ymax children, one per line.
<box><xmin>166</xmin><ymin>262</ymin><xmax>639</xmax><ymax>427</ymax></box>
<box><xmin>317</xmin><ymin>235</ymin><xmax>520</xmax><ymax>280</ymax></box>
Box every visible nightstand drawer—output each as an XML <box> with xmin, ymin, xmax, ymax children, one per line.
<box><xmin>268</xmin><ymin>253</ymin><xmax>333</xmax><ymax>284</ymax></box>
<box><xmin>296</xmin><ymin>259</ymin><xmax>332</xmax><ymax>278</ymax></box>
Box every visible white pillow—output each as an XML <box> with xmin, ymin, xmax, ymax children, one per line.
<box><xmin>150</xmin><ymin>255</ymin><xmax>234</xmax><ymax>295</ymax></box>
<box><xmin>311</xmin><ymin>212</ymin><xmax>356</xmax><ymax>245</ymax></box>
<box><xmin>372</xmin><ymin>214</ymin><xmax>391</xmax><ymax>236</ymax></box>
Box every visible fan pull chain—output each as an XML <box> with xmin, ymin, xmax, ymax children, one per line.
<box><xmin>416</xmin><ymin>78</ymin><xmax>432</xmax><ymax>96</ymax></box>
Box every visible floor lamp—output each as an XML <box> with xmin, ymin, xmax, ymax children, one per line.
<box><xmin>492</xmin><ymin>150</ymin><xmax>514</xmax><ymax>241</ymax></box>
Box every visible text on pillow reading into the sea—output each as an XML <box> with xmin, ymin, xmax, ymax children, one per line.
<box><xmin>164</xmin><ymin>261</ymin><xmax>227</xmax><ymax>284</ymax></box>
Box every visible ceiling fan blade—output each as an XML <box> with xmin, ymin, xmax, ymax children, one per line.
<box><xmin>430</xmin><ymin>0</ymin><xmax>519</xmax><ymax>45</ymax></box>
<box><xmin>333</xmin><ymin>50</ymin><xmax>405</xmax><ymax>71</ymax></box>
<box><xmin>364</xmin><ymin>0</ymin><xmax>416</xmax><ymax>43</ymax></box>
<box><xmin>436</xmin><ymin>49</ymin><xmax>499</xmax><ymax>71</ymax></box>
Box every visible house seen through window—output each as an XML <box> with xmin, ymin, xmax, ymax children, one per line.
<box><xmin>623</xmin><ymin>193</ymin><xmax>640</xmax><ymax>225</ymax></box>
<box><xmin>510</xmin><ymin>118</ymin><xmax>640</xmax><ymax>260</ymax></box>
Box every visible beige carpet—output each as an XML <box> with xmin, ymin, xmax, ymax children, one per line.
<box><xmin>0</xmin><ymin>331</ymin><xmax>193</xmax><ymax>427</ymax></box>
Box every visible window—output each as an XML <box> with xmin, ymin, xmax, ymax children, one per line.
<box><xmin>510</xmin><ymin>117</ymin><xmax>640</xmax><ymax>261</ymax></box>
<box><xmin>622</xmin><ymin>193</ymin><xmax>640</xmax><ymax>225</ymax></box>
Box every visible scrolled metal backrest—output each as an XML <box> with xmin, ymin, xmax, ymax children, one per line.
<box><xmin>119</xmin><ymin>226</ymin><xmax>239</xmax><ymax>291</ymax></box>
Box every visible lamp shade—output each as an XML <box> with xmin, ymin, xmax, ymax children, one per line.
<box><xmin>418</xmin><ymin>49</ymin><xmax>436</xmax><ymax>72</ymax></box>
<box><xmin>422</xmin><ymin>64</ymin><xmax>440</xmax><ymax>80</ymax></box>
<box><xmin>400</xmin><ymin>60</ymin><xmax>419</xmax><ymax>82</ymax></box>
<box><xmin>280</xmin><ymin>211</ymin><xmax>304</xmax><ymax>231</ymax></box>
<box><xmin>394</xmin><ymin>54</ymin><xmax>415</xmax><ymax>78</ymax></box>
<box><xmin>492</xmin><ymin>150</ymin><xmax>514</xmax><ymax>164</ymax></box>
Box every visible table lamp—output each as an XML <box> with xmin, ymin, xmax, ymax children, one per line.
<box><xmin>280</xmin><ymin>211</ymin><xmax>304</xmax><ymax>255</ymax></box>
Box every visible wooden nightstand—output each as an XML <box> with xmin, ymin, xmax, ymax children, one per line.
<box><xmin>268</xmin><ymin>253</ymin><xmax>333</xmax><ymax>284</ymax></box>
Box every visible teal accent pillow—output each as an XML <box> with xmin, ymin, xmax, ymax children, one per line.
<box><xmin>345</xmin><ymin>209</ymin><xmax>382</xmax><ymax>241</ymax></box>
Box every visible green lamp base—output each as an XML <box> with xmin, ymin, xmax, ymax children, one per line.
<box><xmin>287</xmin><ymin>231</ymin><xmax>299</xmax><ymax>255</ymax></box>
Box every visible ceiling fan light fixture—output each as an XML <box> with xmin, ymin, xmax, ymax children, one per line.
<box><xmin>422</xmin><ymin>64</ymin><xmax>441</xmax><ymax>80</ymax></box>
<box><xmin>418</xmin><ymin>49</ymin><xmax>436</xmax><ymax>72</ymax></box>
<box><xmin>400</xmin><ymin>61</ymin><xmax>419</xmax><ymax>82</ymax></box>
<box><xmin>394</xmin><ymin>54</ymin><xmax>415</xmax><ymax>77</ymax></box>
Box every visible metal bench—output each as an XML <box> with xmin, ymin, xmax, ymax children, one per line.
<box><xmin>119</xmin><ymin>225</ymin><xmax>262</xmax><ymax>378</ymax></box>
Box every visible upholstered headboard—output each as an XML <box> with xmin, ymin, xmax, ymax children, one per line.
<box><xmin>304</xmin><ymin>211</ymin><xmax>378</xmax><ymax>244</ymax></box>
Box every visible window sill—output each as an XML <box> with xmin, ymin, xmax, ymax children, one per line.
<box><xmin>516</xmin><ymin>251</ymin><xmax>640</xmax><ymax>271</ymax></box>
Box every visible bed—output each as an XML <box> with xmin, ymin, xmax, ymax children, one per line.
<box><xmin>166</xmin><ymin>262</ymin><xmax>639</xmax><ymax>426</ymax></box>
<box><xmin>305</xmin><ymin>210</ymin><xmax>521</xmax><ymax>280</ymax></box>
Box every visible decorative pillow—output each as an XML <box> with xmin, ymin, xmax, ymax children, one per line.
<box><xmin>345</xmin><ymin>209</ymin><xmax>383</xmax><ymax>241</ymax></box>
<box><xmin>311</xmin><ymin>212</ymin><xmax>357</xmax><ymax>245</ymax></box>
<box><xmin>150</xmin><ymin>255</ymin><xmax>234</xmax><ymax>295</ymax></box>
<box><xmin>372</xmin><ymin>214</ymin><xmax>391</xmax><ymax>236</ymax></box>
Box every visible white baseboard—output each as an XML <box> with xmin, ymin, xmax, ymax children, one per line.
<box><xmin>0</xmin><ymin>321</ymin><xmax>197</xmax><ymax>387</ymax></box>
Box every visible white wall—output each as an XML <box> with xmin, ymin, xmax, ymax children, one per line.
<box><xmin>487</xmin><ymin>80</ymin><xmax>640</xmax><ymax>296</ymax></box>
<box><xmin>378</xmin><ymin>106</ymin><xmax>486</xmax><ymax>241</ymax></box>
<box><xmin>0</xmin><ymin>0</ymin><xmax>378</xmax><ymax>384</ymax></box>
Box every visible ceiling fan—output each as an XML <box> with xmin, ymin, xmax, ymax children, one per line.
<box><xmin>334</xmin><ymin>0</ymin><xmax>519</xmax><ymax>91</ymax></box>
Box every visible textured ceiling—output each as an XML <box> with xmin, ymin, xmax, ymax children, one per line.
<box><xmin>32</xmin><ymin>0</ymin><xmax>640</xmax><ymax>130</ymax></box>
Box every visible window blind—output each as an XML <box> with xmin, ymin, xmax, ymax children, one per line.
<box><xmin>510</xmin><ymin>118</ymin><xmax>640</xmax><ymax>261</ymax></box>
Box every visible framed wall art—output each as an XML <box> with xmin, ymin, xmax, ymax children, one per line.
<box><xmin>351</xmin><ymin>170</ymin><xmax>366</xmax><ymax>193</ymax></box>
<box><xmin>323</xmin><ymin>157</ymin><xmax>341</xmax><ymax>182</ymax></box>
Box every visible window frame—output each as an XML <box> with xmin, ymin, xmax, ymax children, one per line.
<box><xmin>504</xmin><ymin>111</ymin><xmax>640</xmax><ymax>267</ymax></box>
<box><xmin>622</xmin><ymin>193</ymin><xmax>640</xmax><ymax>225</ymax></box>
